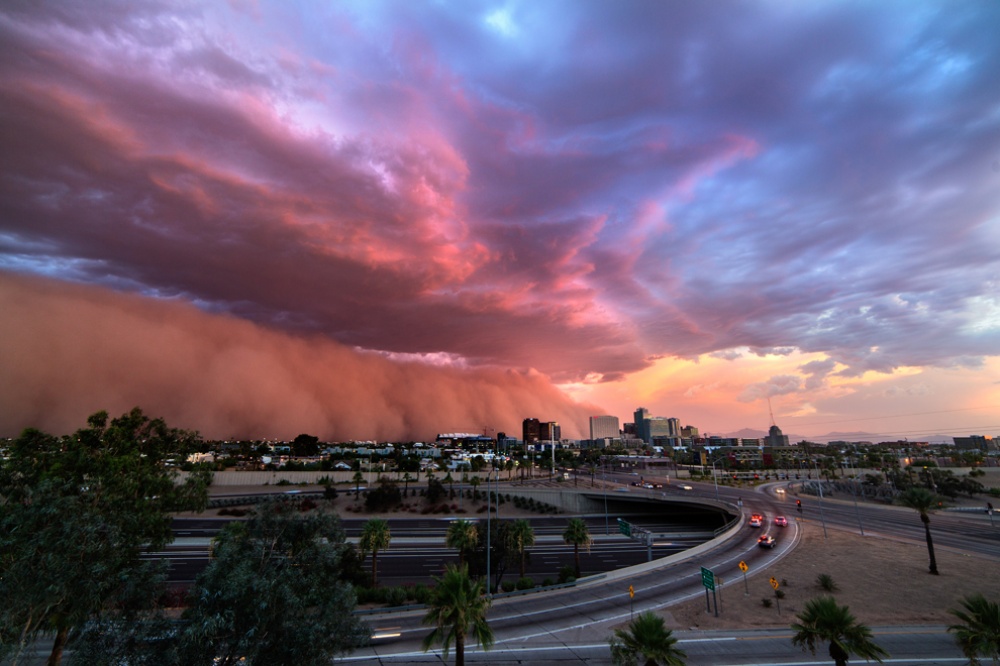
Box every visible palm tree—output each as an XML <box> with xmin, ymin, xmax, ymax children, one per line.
<box><xmin>422</xmin><ymin>564</ymin><xmax>494</xmax><ymax>666</ymax></box>
<box><xmin>446</xmin><ymin>519</ymin><xmax>479</xmax><ymax>567</ymax></box>
<box><xmin>510</xmin><ymin>519</ymin><xmax>535</xmax><ymax>578</ymax></box>
<box><xmin>562</xmin><ymin>517</ymin><xmax>592</xmax><ymax>579</ymax></box>
<box><xmin>353</xmin><ymin>470</ymin><xmax>365</xmax><ymax>498</ymax></box>
<box><xmin>948</xmin><ymin>594</ymin><xmax>1000</xmax><ymax>665</ymax></box>
<box><xmin>791</xmin><ymin>596</ymin><xmax>889</xmax><ymax>666</ymax></box>
<box><xmin>609</xmin><ymin>611</ymin><xmax>687</xmax><ymax>666</ymax></box>
<box><xmin>897</xmin><ymin>487</ymin><xmax>942</xmax><ymax>575</ymax></box>
<box><xmin>359</xmin><ymin>518</ymin><xmax>391</xmax><ymax>587</ymax></box>
<box><xmin>402</xmin><ymin>471</ymin><xmax>414</xmax><ymax>497</ymax></box>
<box><xmin>444</xmin><ymin>471</ymin><xmax>455</xmax><ymax>498</ymax></box>
<box><xmin>470</xmin><ymin>475</ymin><xmax>481</xmax><ymax>501</ymax></box>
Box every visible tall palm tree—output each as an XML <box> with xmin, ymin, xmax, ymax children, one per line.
<box><xmin>897</xmin><ymin>487</ymin><xmax>942</xmax><ymax>575</ymax></box>
<box><xmin>948</xmin><ymin>593</ymin><xmax>1000</xmax><ymax>665</ymax></box>
<box><xmin>791</xmin><ymin>596</ymin><xmax>889</xmax><ymax>666</ymax></box>
<box><xmin>609</xmin><ymin>611</ymin><xmax>687</xmax><ymax>666</ymax></box>
<box><xmin>359</xmin><ymin>518</ymin><xmax>391</xmax><ymax>587</ymax></box>
<box><xmin>470</xmin><ymin>475</ymin><xmax>481</xmax><ymax>501</ymax></box>
<box><xmin>352</xmin><ymin>470</ymin><xmax>365</xmax><ymax>498</ymax></box>
<box><xmin>562</xmin><ymin>517</ymin><xmax>592</xmax><ymax>579</ymax></box>
<box><xmin>402</xmin><ymin>471</ymin><xmax>414</xmax><ymax>496</ymax></box>
<box><xmin>446</xmin><ymin>519</ymin><xmax>479</xmax><ymax>567</ymax></box>
<box><xmin>422</xmin><ymin>564</ymin><xmax>494</xmax><ymax>666</ymax></box>
<box><xmin>510</xmin><ymin>519</ymin><xmax>535</xmax><ymax>578</ymax></box>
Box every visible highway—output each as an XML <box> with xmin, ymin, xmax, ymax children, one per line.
<box><xmin>158</xmin><ymin>474</ymin><xmax>996</xmax><ymax>664</ymax></box>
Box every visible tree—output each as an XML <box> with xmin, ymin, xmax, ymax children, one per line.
<box><xmin>0</xmin><ymin>408</ymin><xmax>210</xmax><ymax>666</ymax></box>
<box><xmin>446</xmin><ymin>520</ymin><xmax>479</xmax><ymax>567</ymax></box>
<box><xmin>402</xmin><ymin>471</ymin><xmax>414</xmax><ymax>496</ymax></box>
<box><xmin>353</xmin><ymin>470</ymin><xmax>365</xmax><ymax>498</ymax></box>
<box><xmin>897</xmin><ymin>487</ymin><xmax>942</xmax><ymax>575</ymax></box>
<box><xmin>359</xmin><ymin>519</ymin><xmax>392</xmax><ymax>587</ymax></box>
<box><xmin>510</xmin><ymin>519</ymin><xmax>535</xmax><ymax>578</ymax></box>
<box><xmin>422</xmin><ymin>564</ymin><xmax>494</xmax><ymax>666</ymax></box>
<box><xmin>609</xmin><ymin>611</ymin><xmax>687</xmax><ymax>666</ymax></box>
<box><xmin>291</xmin><ymin>433</ymin><xmax>320</xmax><ymax>457</ymax></box>
<box><xmin>948</xmin><ymin>594</ymin><xmax>1000</xmax><ymax>665</ymax></box>
<box><xmin>178</xmin><ymin>498</ymin><xmax>368</xmax><ymax>665</ymax></box>
<box><xmin>563</xmin><ymin>518</ymin><xmax>592</xmax><ymax>579</ymax></box>
<box><xmin>791</xmin><ymin>596</ymin><xmax>889</xmax><ymax>666</ymax></box>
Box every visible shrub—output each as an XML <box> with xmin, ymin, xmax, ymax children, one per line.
<box><xmin>515</xmin><ymin>577</ymin><xmax>534</xmax><ymax>590</ymax></box>
<box><xmin>385</xmin><ymin>587</ymin><xmax>407</xmax><ymax>607</ymax></box>
<box><xmin>817</xmin><ymin>573</ymin><xmax>839</xmax><ymax>592</ymax></box>
<box><xmin>557</xmin><ymin>566</ymin><xmax>576</xmax><ymax>584</ymax></box>
<box><xmin>775</xmin><ymin>589</ymin><xmax>785</xmax><ymax>599</ymax></box>
<box><xmin>761</xmin><ymin>598</ymin><xmax>773</xmax><ymax>608</ymax></box>
<box><xmin>501</xmin><ymin>581</ymin><xmax>516</xmax><ymax>593</ymax></box>
<box><xmin>542</xmin><ymin>578</ymin><xmax>555</xmax><ymax>587</ymax></box>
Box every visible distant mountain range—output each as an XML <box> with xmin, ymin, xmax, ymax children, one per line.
<box><xmin>717</xmin><ymin>428</ymin><xmax>956</xmax><ymax>444</ymax></box>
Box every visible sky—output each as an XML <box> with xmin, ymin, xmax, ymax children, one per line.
<box><xmin>1</xmin><ymin>1</ymin><xmax>999</xmax><ymax>442</ymax></box>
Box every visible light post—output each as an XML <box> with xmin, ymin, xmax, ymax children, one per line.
<box><xmin>814</xmin><ymin>459</ymin><xmax>829</xmax><ymax>538</ymax></box>
<box><xmin>602</xmin><ymin>458</ymin><xmax>609</xmax><ymax>535</ymax></box>
<box><xmin>486</xmin><ymin>467</ymin><xmax>493</xmax><ymax>595</ymax></box>
<box><xmin>709</xmin><ymin>454</ymin><xmax>728</xmax><ymax>502</ymax></box>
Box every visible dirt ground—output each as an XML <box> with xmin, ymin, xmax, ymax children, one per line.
<box><xmin>664</xmin><ymin>519</ymin><xmax>1000</xmax><ymax>630</ymax></box>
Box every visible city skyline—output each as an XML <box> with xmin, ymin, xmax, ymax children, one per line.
<box><xmin>1</xmin><ymin>2</ymin><xmax>999</xmax><ymax>441</ymax></box>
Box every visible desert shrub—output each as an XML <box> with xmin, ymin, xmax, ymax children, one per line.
<box><xmin>775</xmin><ymin>589</ymin><xmax>785</xmax><ymax>599</ymax></box>
<box><xmin>501</xmin><ymin>581</ymin><xmax>516</xmax><ymax>593</ymax></box>
<box><xmin>385</xmin><ymin>587</ymin><xmax>407</xmax><ymax>607</ymax></box>
<box><xmin>817</xmin><ymin>573</ymin><xmax>839</xmax><ymax>592</ymax></box>
<box><xmin>365</xmin><ymin>483</ymin><xmax>402</xmax><ymax>512</ymax></box>
<box><xmin>761</xmin><ymin>598</ymin><xmax>773</xmax><ymax>608</ymax></box>
<box><xmin>515</xmin><ymin>577</ymin><xmax>534</xmax><ymax>590</ymax></box>
<box><xmin>298</xmin><ymin>498</ymin><xmax>318</xmax><ymax>512</ymax></box>
<box><xmin>558</xmin><ymin>566</ymin><xmax>576</xmax><ymax>584</ymax></box>
<box><xmin>542</xmin><ymin>578</ymin><xmax>555</xmax><ymax>587</ymax></box>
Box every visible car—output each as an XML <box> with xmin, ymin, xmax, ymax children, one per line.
<box><xmin>679</xmin><ymin>484</ymin><xmax>693</xmax><ymax>491</ymax></box>
<box><xmin>775</xmin><ymin>487</ymin><xmax>785</xmax><ymax>494</ymax></box>
<box><xmin>774</xmin><ymin>516</ymin><xmax>788</xmax><ymax>527</ymax></box>
<box><xmin>748</xmin><ymin>516</ymin><xmax>762</xmax><ymax>527</ymax></box>
<box><xmin>757</xmin><ymin>535</ymin><xmax>776</xmax><ymax>549</ymax></box>
<box><xmin>614</xmin><ymin>487</ymin><xmax>630</xmax><ymax>492</ymax></box>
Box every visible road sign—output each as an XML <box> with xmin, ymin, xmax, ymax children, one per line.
<box><xmin>701</xmin><ymin>566</ymin><xmax>715</xmax><ymax>591</ymax></box>
<box><xmin>617</xmin><ymin>518</ymin><xmax>631</xmax><ymax>537</ymax></box>
<box><xmin>628</xmin><ymin>585</ymin><xmax>634</xmax><ymax>599</ymax></box>
<box><xmin>738</xmin><ymin>560</ymin><xmax>748</xmax><ymax>572</ymax></box>
<box><xmin>769</xmin><ymin>576</ymin><xmax>779</xmax><ymax>590</ymax></box>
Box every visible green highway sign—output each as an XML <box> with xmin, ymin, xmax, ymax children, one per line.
<box><xmin>617</xmin><ymin>518</ymin><xmax>631</xmax><ymax>537</ymax></box>
<box><xmin>701</xmin><ymin>566</ymin><xmax>715</xmax><ymax>591</ymax></box>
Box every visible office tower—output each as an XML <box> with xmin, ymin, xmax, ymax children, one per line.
<box><xmin>522</xmin><ymin>418</ymin><xmax>541</xmax><ymax>443</ymax></box>
<box><xmin>589</xmin><ymin>415</ymin><xmax>620</xmax><ymax>440</ymax></box>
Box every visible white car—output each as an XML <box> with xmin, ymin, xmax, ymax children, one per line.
<box><xmin>679</xmin><ymin>484</ymin><xmax>693</xmax><ymax>491</ymax></box>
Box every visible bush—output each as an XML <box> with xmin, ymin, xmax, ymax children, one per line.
<box><xmin>817</xmin><ymin>573</ymin><xmax>839</xmax><ymax>592</ymax></box>
<box><xmin>775</xmin><ymin>589</ymin><xmax>785</xmax><ymax>599</ymax></box>
<box><xmin>385</xmin><ymin>587</ymin><xmax>407</xmax><ymax>607</ymax></box>
<box><xmin>501</xmin><ymin>581</ymin><xmax>516</xmax><ymax>593</ymax></box>
<box><xmin>515</xmin><ymin>577</ymin><xmax>534</xmax><ymax>590</ymax></box>
<box><xmin>761</xmin><ymin>598</ymin><xmax>773</xmax><ymax>608</ymax></box>
<box><xmin>557</xmin><ymin>566</ymin><xmax>576</xmax><ymax>584</ymax></box>
<box><xmin>542</xmin><ymin>578</ymin><xmax>555</xmax><ymax>587</ymax></box>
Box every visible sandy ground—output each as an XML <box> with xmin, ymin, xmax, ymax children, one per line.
<box><xmin>664</xmin><ymin>519</ymin><xmax>1000</xmax><ymax>630</ymax></box>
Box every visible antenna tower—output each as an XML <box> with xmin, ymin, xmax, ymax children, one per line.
<box><xmin>768</xmin><ymin>397</ymin><xmax>776</xmax><ymax>427</ymax></box>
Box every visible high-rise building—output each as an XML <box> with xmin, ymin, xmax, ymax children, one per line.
<box><xmin>540</xmin><ymin>421</ymin><xmax>561</xmax><ymax>442</ymax></box>
<box><xmin>522</xmin><ymin>418</ymin><xmax>540</xmax><ymax>443</ymax></box>
<box><xmin>589</xmin><ymin>415</ymin><xmax>620</xmax><ymax>440</ymax></box>
<box><xmin>767</xmin><ymin>424</ymin><xmax>789</xmax><ymax>447</ymax></box>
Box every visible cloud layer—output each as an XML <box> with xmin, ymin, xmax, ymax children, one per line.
<box><xmin>1</xmin><ymin>2</ymin><xmax>999</xmax><ymax>436</ymax></box>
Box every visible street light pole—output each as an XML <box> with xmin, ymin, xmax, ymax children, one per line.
<box><xmin>603</xmin><ymin>460</ymin><xmax>609</xmax><ymax>535</ymax></box>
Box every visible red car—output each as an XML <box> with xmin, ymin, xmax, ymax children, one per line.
<box><xmin>749</xmin><ymin>514</ymin><xmax>763</xmax><ymax>527</ymax></box>
<box><xmin>774</xmin><ymin>516</ymin><xmax>788</xmax><ymax>527</ymax></box>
